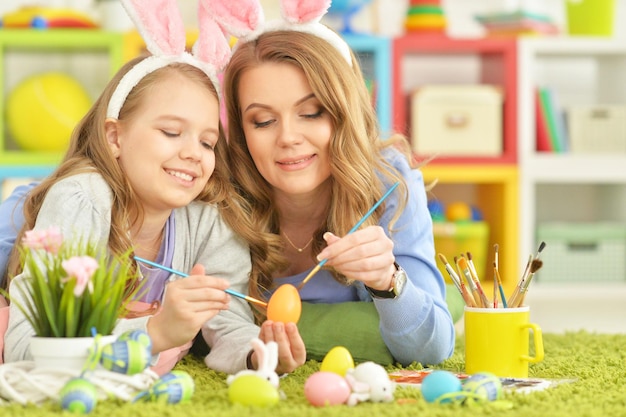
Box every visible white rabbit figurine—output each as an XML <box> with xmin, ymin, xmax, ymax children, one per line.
<box><xmin>345</xmin><ymin>361</ymin><xmax>396</xmax><ymax>406</ymax></box>
<box><xmin>226</xmin><ymin>338</ymin><xmax>280</xmax><ymax>389</ymax></box>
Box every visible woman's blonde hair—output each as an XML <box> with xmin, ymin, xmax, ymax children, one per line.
<box><xmin>224</xmin><ymin>31</ymin><xmax>411</xmax><ymax>314</ymax></box>
<box><xmin>4</xmin><ymin>55</ymin><xmax>242</xmax><ymax>290</ymax></box>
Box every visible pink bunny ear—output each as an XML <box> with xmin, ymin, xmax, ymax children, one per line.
<box><xmin>194</xmin><ymin>0</ymin><xmax>231</xmax><ymax>73</ymax></box>
<box><xmin>121</xmin><ymin>0</ymin><xmax>186</xmax><ymax>56</ymax></box>
<box><xmin>281</xmin><ymin>0</ymin><xmax>331</xmax><ymax>24</ymax></box>
<box><xmin>202</xmin><ymin>0</ymin><xmax>264</xmax><ymax>38</ymax></box>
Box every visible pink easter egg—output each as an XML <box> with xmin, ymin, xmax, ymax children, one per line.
<box><xmin>304</xmin><ymin>371</ymin><xmax>351</xmax><ymax>407</ymax></box>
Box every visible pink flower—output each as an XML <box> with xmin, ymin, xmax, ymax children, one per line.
<box><xmin>62</xmin><ymin>256</ymin><xmax>99</xmax><ymax>296</ymax></box>
<box><xmin>22</xmin><ymin>226</ymin><xmax>63</xmax><ymax>254</ymax></box>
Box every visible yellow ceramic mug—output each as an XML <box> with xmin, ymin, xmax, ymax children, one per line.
<box><xmin>464</xmin><ymin>306</ymin><xmax>544</xmax><ymax>377</ymax></box>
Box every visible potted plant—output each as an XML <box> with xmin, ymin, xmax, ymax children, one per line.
<box><xmin>2</xmin><ymin>226</ymin><xmax>143</xmax><ymax>369</ymax></box>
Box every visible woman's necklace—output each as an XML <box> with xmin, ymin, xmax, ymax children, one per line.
<box><xmin>282</xmin><ymin>232</ymin><xmax>314</xmax><ymax>253</ymax></box>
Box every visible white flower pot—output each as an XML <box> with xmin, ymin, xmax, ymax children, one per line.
<box><xmin>30</xmin><ymin>335</ymin><xmax>116</xmax><ymax>371</ymax></box>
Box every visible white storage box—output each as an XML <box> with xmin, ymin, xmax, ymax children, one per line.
<box><xmin>567</xmin><ymin>105</ymin><xmax>626</xmax><ymax>153</ymax></box>
<box><xmin>536</xmin><ymin>222</ymin><xmax>626</xmax><ymax>283</ymax></box>
<box><xmin>410</xmin><ymin>85</ymin><xmax>503</xmax><ymax>157</ymax></box>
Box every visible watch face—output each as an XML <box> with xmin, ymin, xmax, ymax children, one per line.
<box><xmin>393</xmin><ymin>266</ymin><xmax>407</xmax><ymax>296</ymax></box>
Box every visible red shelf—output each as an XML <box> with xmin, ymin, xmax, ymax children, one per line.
<box><xmin>392</xmin><ymin>35</ymin><xmax>518</xmax><ymax>165</ymax></box>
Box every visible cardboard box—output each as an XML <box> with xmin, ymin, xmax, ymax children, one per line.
<box><xmin>411</xmin><ymin>85</ymin><xmax>503</xmax><ymax>156</ymax></box>
<box><xmin>567</xmin><ymin>105</ymin><xmax>626</xmax><ymax>153</ymax></box>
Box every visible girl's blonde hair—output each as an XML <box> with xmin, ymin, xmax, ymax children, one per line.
<box><xmin>224</xmin><ymin>31</ymin><xmax>412</xmax><ymax>317</ymax></box>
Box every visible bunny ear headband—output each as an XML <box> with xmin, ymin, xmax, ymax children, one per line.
<box><xmin>205</xmin><ymin>0</ymin><xmax>353</xmax><ymax>67</ymax></box>
<box><xmin>107</xmin><ymin>0</ymin><xmax>241</xmax><ymax>119</ymax></box>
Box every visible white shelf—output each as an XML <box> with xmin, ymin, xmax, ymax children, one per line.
<box><xmin>518</xmin><ymin>38</ymin><xmax>626</xmax><ymax>275</ymax></box>
<box><xmin>524</xmin><ymin>154</ymin><xmax>626</xmax><ymax>182</ymax></box>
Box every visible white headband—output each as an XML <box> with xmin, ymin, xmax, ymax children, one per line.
<box><xmin>107</xmin><ymin>0</ymin><xmax>233</xmax><ymax>119</ymax></box>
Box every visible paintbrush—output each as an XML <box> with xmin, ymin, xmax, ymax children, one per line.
<box><xmin>510</xmin><ymin>259</ymin><xmax>543</xmax><ymax>308</ymax></box>
<box><xmin>438</xmin><ymin>253</ymin><xmax>476</xmax><ymax>307</ymax></box>
<box><xmin>458</xmin><ymin>256</ymin><xmax>489</xmax><ymax>308</ymax></box>
<box><xmin>493</xmin><ymin>261</ymin><xmax>508</xmax><ymax>308</ymax></box>
<box><xmin>134</xmin><ymin>256</ymin><xmax>268</xmax><ymax>307</ymax></box>
<box><xmin>508</xmin><ymin>241</ymin><xmax>546</xmax><ymax>307</ymax></box>
<box><xmin>297</xmin><ymin>181</ymin><xmax>400</xmax><ymax>291</ymax></box>
<box><xmin>456</xmin><ymin>256</ymin><xmax>486</xmax><ymax>307</ymax></box>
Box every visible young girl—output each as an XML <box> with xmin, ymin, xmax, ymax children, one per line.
<box><xmin>3</xmin><ymin>0</ymin><xmax>260</xmax><ymax>375</ymax></box>
<box><xmin>222</xmin><ymin>0</ymin><xmax>455</xmax><ymax>371</ymax></box>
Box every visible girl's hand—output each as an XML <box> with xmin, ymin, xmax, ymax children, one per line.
<box><xmin>317</xmin><ymin>226</ymin><xmax>396</xmax><ymax>291</ymax></box>
<box><xmin>147</xmin><ymin>263</ymin><xmax>230</xmax><ymax>353</ymax></box>
<box><xmin>253</xmin><ymin>320</ymin><xmax>306</xmax><ymax>374</ymax></box>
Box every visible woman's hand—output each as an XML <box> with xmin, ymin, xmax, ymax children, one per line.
<box><xmin>253</xmin><ymin>320</ymin><xmax>306</xmax><ymax>374</ymax></box>
<box><xmin>317</xmin><ymin>226</ymin><xmax>396</xmax><ymax>291</ymax></box>
<box><xmin>147</xmin><ymin>263</ymin><xmax>230</xmax><ymax>353</ymax></box>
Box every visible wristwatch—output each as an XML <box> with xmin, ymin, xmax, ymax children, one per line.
<box><xmin>365</xmin><ymin>262</ymin><xmax>407</xmax><ymax>299</ymax></box>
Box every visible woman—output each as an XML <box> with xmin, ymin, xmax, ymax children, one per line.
<box><xmin>223</xmin><ymin>26</ymin><xmax>456</xmax><ymax>369</ymax></box>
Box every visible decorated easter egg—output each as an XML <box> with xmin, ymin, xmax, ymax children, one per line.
<box><xmin>117</xmin><ymin>329</ymin><xmax>152</xmax><ymax>352</ymax></box>
<box><xmin>304</xmin><ymin>371</ymin><xmax>351</xmax><ymax>407</ymax></box>
<box><xmin>148</xmin><ymin>371</ymin><xmax>195</xmax><ymax>404</ymax></box>
<box><xmin>462</xmin><ymin>372</ymin><xmax>502</xmax><ymax>402</ymax></box>
<box><xmin>267</xmin><ymin>284</ymin><xmax>302</xmax><ymax>323</ymax></box>
<box><xmin>59</xmin><ymin>377</ymin><xmax>98</xmax><ymax>414</ymax></box>
<box><xmin>421</xmin><ymin>370</ymin><xmax>463</xmax><ymax>403</ymax></box>
<box><xmin>100</xmin><ymin>339</ymin><xmax>151</xmax><ymax>375</ymax></box>
<box><xmin>320</xmin><ymin>346</ymin><xmax>355</xmax><ymax>376</ymax></box>
<box><xmin>228</xmin><ymin>374</ymin><xmax>280</xmax><ymax>407</ymax></box>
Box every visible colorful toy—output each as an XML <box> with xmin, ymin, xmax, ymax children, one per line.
<box><xmin>266</xmin><ymin>284</ymin><xmax>302</xmax><ymax>323</ymax></box>
<box><xmin>327</xmin><ymin>0</ymin><xmax>373</xmax><ymax>34</ymax></box>
<box><xmin>320</xmin><ymin>346</ymin><xmax>355</xmax><ymax>376</ymax></box>
<box><xmin>344</xmin><ymin>362</ymin><xmax>396</xmax><ymax>406</ymax></box>
<box><xmin>404</xmin><ymin>0</ymin><xmax>447</xmax><ymax>34</ymax></box>
<box><xmin>59</xmin><ymin>377</ymin><xmax>98</xmax><ymax>414</ymax></box>
<box><xmin>445</xmin><ymin>201</ymin><xmax>473</xmax><ymax>222</ymax></box>
<box><xmin>228</xmin><ymin>374</ymin><xmax>281</xmax><ymax>407</ymax></box>
<box><xmin>226</xmin><ymin>338</ymin><xmax>280</xmax><ymax>389</ymax></box>
<box><xmin>134</xmin><ymin>371</ymin><xmax>194</xmax><ymax>404</ymax></box>
<box><xmin>304</xmin><ymin>372</ymin><xmax>352</xmax><ymax>407</ymax></box>
<box><xmin>100</xmin><ymin>339</ymin><xmax>151</xmax><ymax>375</ymax></box>
<box><xmin>427</xmin><ymin>200</ymin><xmax>446</xmax><ymax>222</ymax></box>
<box><xmin>0</xmin><ymin>7</ymin><xmax>98</xmax><ymax>29</ymax></box>
<box><xmin>6</xmin><ymin>72</ymin><xmax>92</xmax><ymax>152</ymax></box>
<box><xmin>420</xmin><ymin>370</ymin><xmax>463</xmax><ymax>403</ymax></box>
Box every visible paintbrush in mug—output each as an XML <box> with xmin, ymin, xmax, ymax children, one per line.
<box><xmin>438</xmin><ymin>253</ymin><xmax>476</xmax><ymax>307</ymax></box>
<box><xmin>511</xmin><ymin>259</ymin><xmax>543</xmax><ymax>308</ymax></box>
<box><xmin>457</xmin><ymin>256</ymin><xmax>489</xmax><ymax>308</ymax></box>
<box><xmin>134</xmin><ymin>256</ymin><xmax>268</xmax><ymax>307</ymax></box>
<box><xmin>297</xmin><ymin>181</ymin><xmax>400</xmax><ymax>291</ymax></box>
<box><xmin>493</xmin><ymin>261</ymin><xmax>508</xmax><ymax>308</ymax></box>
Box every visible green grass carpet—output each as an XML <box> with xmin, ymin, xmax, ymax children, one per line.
<box><xmin>2</xmin><ymin>331</ymin><xmax>626</xmax><ymax>416</ymax></box>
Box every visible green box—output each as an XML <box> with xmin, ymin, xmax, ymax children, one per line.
<box><xmin>536</xmin><ymin>222</ymin><xmax>626</xmax><ymax>282</ymax></box>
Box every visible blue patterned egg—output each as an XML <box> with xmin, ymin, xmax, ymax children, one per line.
<box><xmin>139</xmin><ymin>371</ymin><xmax>195</xmax><ymax>404</ymax></box>
<box><xmin>100</xmin><ymin>339</ymin><xmax>150</xmax><ymax>375</ymax></box>
<box><xmin>59</xmin><ymin>377</ymin><xmax>98</xmax><ymax>414</ymax></box>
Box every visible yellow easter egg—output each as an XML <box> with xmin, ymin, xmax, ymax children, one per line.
<box><xmin>320</xmin><ymin>346</ymin><xmax>355</xmax><ymax>376</ymax></box>
<box><xmin>267</xmin><ymin>284</ymin><xmax>302</xmax><ymax>323</ymax></box>
<box><xmin>228</xmin><ymin>375</ymin><xmax>280</xmax><ymax>407</ymax></box>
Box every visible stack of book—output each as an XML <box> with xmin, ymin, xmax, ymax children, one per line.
<box><xmin>475</xmin><ymin>10</ymin><xmax>559</xmax><ymax>37</ymax></box>
<box><xmin>535</xmin><ymin>86</ymin><xmax>569</xmax><ymax>153</ymax></box>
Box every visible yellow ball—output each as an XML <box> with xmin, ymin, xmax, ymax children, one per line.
<box><xmin>446</xmin><ymin>202</ymin><xmax>472</xmax><ymax>222</ymax></box>
<box><xmin>6</xmin><ymin>72</ymin><xmax>92</xmax><ymax>152</ymax></box>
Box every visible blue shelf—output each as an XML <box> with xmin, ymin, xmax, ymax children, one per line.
<box><xmin>343</xmin><ymin>33</ymin><xmax>392</xmax><ymax>136</ymax></box>
<box><xmin>0</xmin><ymin>165</ymin><xmax>54</xmax><ymax>199</ymax></box>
